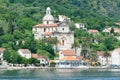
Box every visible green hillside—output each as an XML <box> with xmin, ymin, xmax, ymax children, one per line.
<box><xmin>1</xmin><ymin>0</ymin><xmax>120</xmax><ymax>64</ymax></box>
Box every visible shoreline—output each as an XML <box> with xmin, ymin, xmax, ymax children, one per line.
<box><xmin>0</xmin><ymin>66</ymin><xmax>120</xmax><ymax>70</ymax></box>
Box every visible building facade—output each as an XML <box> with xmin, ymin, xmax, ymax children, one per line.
<box><xmin>32</xmin><ymin>7</ymin><xmax>74</xmax><ymax>51</ymax></box>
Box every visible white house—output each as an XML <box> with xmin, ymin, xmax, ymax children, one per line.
<box><xmin>18</xmin><ymin>49</ymin><xmax>31</xmax><ymax>59</ymax></box>
<box><xmin>58</xmin><ymin>15</ymin><xmax>70</xmax><ymax>22</ymax></box>
<box><xmin>97</xmin><ymin>51</ymin><xmax>111</xmax><ymax>66</ymax></box>
<box><xmin>0</xmin><ymin>48</ymin><xmax>5</xmax><ymax>65</ymax></box>
<box><xmin>103</xmin><ymin>27</ymin><xmax>120</xmax><ymax>33</ymax></box>
<box><xmin>75</xmin><ymin>23</ymin><xmax>86</xmax><ymax>30</ymax></box>
<box><xmin>111</xmin><ymin>48</ymin><xmax>120</xmax><ymax>65</ymax></box>
<box><xmin>32</xmin><ymin>53</ymin><xmax>49</xmax><ymax>66</ymax></box>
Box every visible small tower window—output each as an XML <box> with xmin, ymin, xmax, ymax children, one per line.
<box><xmin>62</xmin><ymin>28</ymin><xmax>64</xmax><ymax>30</ymax></box>
<box><xmin>44</xmin><ymin>28</ymin><xmax>46</xmax><ymax>32</ymax></box>
<box><xmin>47</xmin><ymin>21</ymin><xmax>49</xmax><ymax>24</ymax></box>
<box><xmin>62</xmin><ymin>40</ymin><xmax>64</xmax><ymax>46</ymax></box>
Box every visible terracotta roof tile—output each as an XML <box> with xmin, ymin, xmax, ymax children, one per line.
<box><xmin>76</xmin><ymin>56</ymin><xmax>83</xmax><ymax>60</ymax></box>
<box><xmin>0</xmin><ymin>48</ymin><xmax>5</xmax><ymax>53</ymax></box>
<box><xmin>34</xmin><ymin>23</ymin><xmax>57</xmax><ymax>28</ymax></box>
<box><xmin>60</xmin><ymin>56</ymin><xmax>78</xmax><ymax>61</ymax></box>
<box><xmin>31</xmin><ymin>54</ymin><xmax>38</xmax><ymax>58</ymax></box>
<box><xmin>42</xmin><ymin>32</ymin><xmax>52</xmax><ymax>36</ymax></box>
<box><xmin>61</xmin><ymin>50</ymin><xmax>76</xmax><ymax>56</ymax></box>
<box><xmin>88</xmin><ymin>29</ymin><xmax>99</xmax><ymax>33</ymax></box>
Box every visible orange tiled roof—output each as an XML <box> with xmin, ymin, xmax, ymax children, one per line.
<box><xmin>34</xmin><ymin>23</ymin><xmax>57</xmax><ymax>28</ymax></box>
<box><xmin>88</xmin><ymin>29</ymin><xmax>99</xmax><ymax>33</ymax></box>
<box><xmin>76</xmin><ymin>56</ymin><xmax>83</xmax><ymax>60</ymax></box>
<box><xmin>60</xmin><ymin>56</ymin><xmax>78</xmax><ymax>61</ymax></box>
<box><xmin>61</xmin><ymin>50</ymin><xmax>76</xmax><ymax>56</ymax></box>
<box><xmin>0</xmin><ymin>48</ymin><xmax>5</xmax><ymax>53</ymax></box>
<box><xmin>31</xmin><ymin>53</ymin><xmax>38</xmax><ymax>58</ymax></box>
<box><xmin>42</xmin><ymin>32</ymin><xmax>52</xmax><ymax>36</ymax></box>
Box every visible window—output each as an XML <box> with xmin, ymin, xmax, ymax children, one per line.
<box><xmin>62</xmin><ymin>40</ymin><xmax>64</xmax><ymax>46</ymax></box>
<box><xmin>47</xmin><ymin>21</ymin><xmax>49</xmax><ymax>24</ymax></box>
<box><xmin>44</xmin><ymin>28</ymin><xmax>46</xmax><ymax>32</ymax></box>
<box><xmin>62</xmin><ymin>28</ymin><xmax>64</xmax><ymax>30</ymax></box>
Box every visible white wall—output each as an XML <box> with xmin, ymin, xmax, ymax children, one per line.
<box><xmin>111</xmin><ymin>50</ymin><xmax>120</xmax><ymax>65</ymax></box>
<box><xmin>18</xmin><ymin>50</ymin><xmax>31</xmax><ymax>59</ymax></box>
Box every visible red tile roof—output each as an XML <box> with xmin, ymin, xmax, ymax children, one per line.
<box><xmin>31</xmin><ymin>54</ymin><xmax>38</xmax><ymax>58</ymax></box>
<box><xmin>76</xmin><ymin>56</ymin><xmax>83</xmax><ymax>60</ymax></box>
<box><xmin>61</xmin><ymin>50</ymin><xmax>76</xmax><ymax>56</ymax></box>
<box><xmin>34</xmin><ymin>23</ymin><xmax>57</xmax><ymax>28</ymax></box>
<box><xmin>42</xmin><ymin>32</ymin><xmax>52</xmax><ymax>36</ymax></box>
<box><xmin>0</xmin><ymin>48</ymin><xmax>5</xmax><ymax>53</ymax></box>
<box><xmin>88</xmin><ymin>29</ymin><xmax>99</xmax><ymax>33</ymax></box>
<box><xmin>60</xmin><ymin>56</ymin><xmax>78</xmax><ymax>61</ymax></box>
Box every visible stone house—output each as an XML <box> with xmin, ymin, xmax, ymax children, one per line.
<box><xmin>18</xmin><ymin>49</ymin><xmax>31</xmax><ymax>59</ymax></box>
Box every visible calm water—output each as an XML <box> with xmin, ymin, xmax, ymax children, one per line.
<box><xmin>0</xmin><ymin>69</ymin><xmax>120</xmax><ymax>80</ymax></box>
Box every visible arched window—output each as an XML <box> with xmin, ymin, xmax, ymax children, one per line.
<box><xmin>62</xmin><ymin>40</ymin><xmax>64</xmax><ymax>46</ymax></box>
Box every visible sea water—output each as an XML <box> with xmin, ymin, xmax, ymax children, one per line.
<box><xmin>0</xmin><ymin>69</ymin><xmax>120</xmax><ymax>80</ymax></box>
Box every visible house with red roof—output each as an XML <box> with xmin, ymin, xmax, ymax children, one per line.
<box><xmin>32</xmin><ymin>53</ymin><xmax>49</xmax><ymax>66</ymax></box>
<box><xmin>58</xmin><ymin>50</ymin><xmax>83</xmax><ymax>68</ymax></box>
<box><xmin>88</xmin><ymin>29</ymin><xmax>99</xmax><ymax>34</ymax></box>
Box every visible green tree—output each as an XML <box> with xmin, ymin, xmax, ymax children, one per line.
<box><xmin>3</xmin><ymin>49</ymin><xmax>19</xmax><ymax>64</ymax></box>
<box><xmin>104</xmin><ymin>51</ymin><xmax>111</xmax><ymax>65</ymax></box>
<box><xmin>37</xmin><ymin>49</ymin><xmax>50</xmax><ymax>58</ymax></box>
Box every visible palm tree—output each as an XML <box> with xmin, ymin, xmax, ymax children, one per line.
<box><xmin>42</xmin><ymin>37</ymin><xmax>59</xmax><ymax>53</ymax></box>
<box><xmin>81</xmin><ymin>37</ymin><xmax>91</xmax><ymax>58</ymax></box>
<box><xmin>104</xmin><ymin>50</ymin><xmax>111</xmax><ymax>65</ymax></box>
<box><xmin>72</xmin><ymin>38</ymin><xmax>80</xmax><ymax>53</ymax></box>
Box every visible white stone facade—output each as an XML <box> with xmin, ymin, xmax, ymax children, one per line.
<box><xmin>32</xmin><ymin>7</ymin><xmax>74</xmax><ymax>51</ymax></box>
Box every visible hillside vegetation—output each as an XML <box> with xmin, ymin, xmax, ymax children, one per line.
<box><xmin>1</xmin><ymin>0</ymin><xmax>120</xmax><ymax>64</ymax></box>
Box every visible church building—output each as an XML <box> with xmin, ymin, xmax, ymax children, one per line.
<box><xmin>32</xmin><ymin>7</ymin><xmax>74</xmax><ymax>51</ymax></box>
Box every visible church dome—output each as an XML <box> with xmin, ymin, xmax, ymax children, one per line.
<box><xmin>43</xmin><ymin>7</ymin><xmax>54</xmax><ymax>22</ymax></box>
<box><xmin>43</xmin><ymin>14</ymin><xmax>54</xmax><ymax>21</ymax></box>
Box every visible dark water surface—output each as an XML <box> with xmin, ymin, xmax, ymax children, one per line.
<box><xmin>0</xmin><ymin>69</ymin><xmax>120</xmax><ymax>80</ymax></box>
